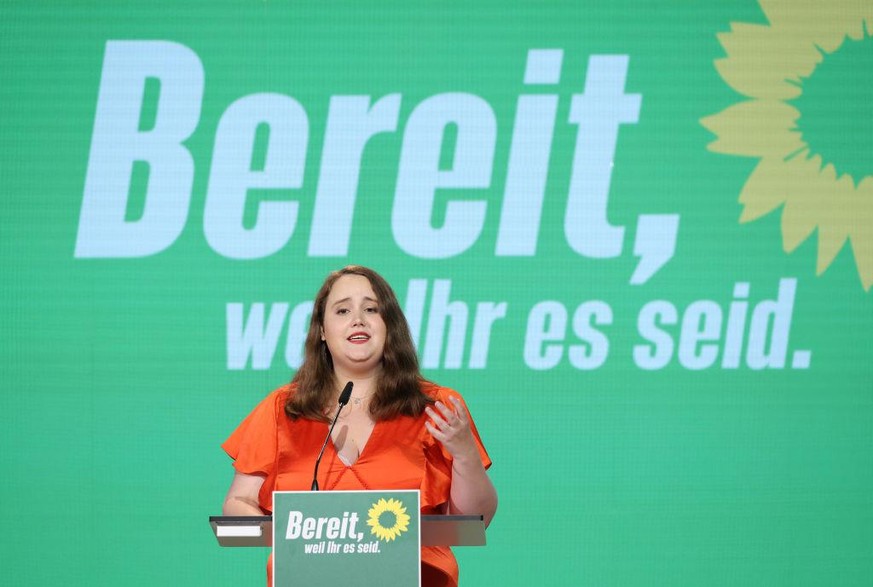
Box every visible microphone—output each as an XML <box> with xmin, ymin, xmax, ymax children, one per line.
<box><xmin>310</xmin><ymin>381</ymin><xmax>353</xmax><ymax>491</ymax></box>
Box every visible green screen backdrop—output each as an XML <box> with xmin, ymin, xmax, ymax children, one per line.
<box><xmin>2</xmin><ymin>0</ymin><xmax>871</xmax><ymax>585</ymax></box>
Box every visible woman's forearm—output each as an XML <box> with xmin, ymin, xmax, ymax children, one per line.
<box><xmin>223</xmin><ymin>471</ymin><xmax>268</xmax><ymax>516</ymax></box>
<box><xmin>222</xmin><ymin>494</ymin><xmax>265</xmax><ymax>516</ymax></box>
<box><xmin>448</xmin><ymin>452</ymin><xmax>498</xmax><ymax>527</ymax></box>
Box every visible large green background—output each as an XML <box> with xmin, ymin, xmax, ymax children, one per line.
<box><xmin>2</xmin><ymin>1</ymin><xmax>871</xmax><ymax>585</ymax></box>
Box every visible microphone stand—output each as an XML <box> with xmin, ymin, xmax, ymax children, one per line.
<box><xmin>310</xmin><ymin>381</ymin><xmax>353</xmax><ymax>491</ymax></box>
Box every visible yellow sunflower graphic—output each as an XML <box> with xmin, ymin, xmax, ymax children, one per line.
<box><xmin>701</xmin><ymin>0</ymin><xmax>873</xmax><ymax>291</ymax></box>
<box><xmin>366</xmin><ymin>498</ymin><xmax>411</xmax><ymax>542</ymax></box>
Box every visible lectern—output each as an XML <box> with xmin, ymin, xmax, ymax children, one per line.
<box><xmin>212</xmin><ymin>490</ymin><xmax>486</xmax><ymax>585</ymax></box>
<box><xmin>210</xmin><ymin>514</ymin><xmax>486</xmax><ymax>547</ymax></box>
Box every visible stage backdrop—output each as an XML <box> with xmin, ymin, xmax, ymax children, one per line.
<box><xmin>2</xmin><ymin>1</ymin><xmax>871</xmax><ymax>585</ymax></box>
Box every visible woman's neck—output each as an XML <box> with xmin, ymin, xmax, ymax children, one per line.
<box><xmin>331</xmin><ymin>370</ymin><xmax>379</xmax><ymax>401</ymax></box>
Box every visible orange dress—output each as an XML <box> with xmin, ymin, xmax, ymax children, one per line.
<box><xmin>222</xmin><ymin>381</ymin><xmax>492</xmax><ymax>587</ymax></box>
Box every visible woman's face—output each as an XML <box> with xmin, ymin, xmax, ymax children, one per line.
<box><xmin>321</xmin><ymin>274</ymin><xmax>387</xmax><ymax>378</ymax></box>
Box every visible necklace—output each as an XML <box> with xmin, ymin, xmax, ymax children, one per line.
<box><xmin>349</xmin><ymin>394</ymin><xmax>373</xmax><ymax>406</ymax></box>
<box><xmin>332</xmin><ymin>394</ymin><xmax>372</xmax><ymax>421</ymax></box>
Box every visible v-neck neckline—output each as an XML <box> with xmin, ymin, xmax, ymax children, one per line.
<box><xmin>328</xmin><ymin>418</ymin><xmax>380</xmax><ymax>467</ymax></box>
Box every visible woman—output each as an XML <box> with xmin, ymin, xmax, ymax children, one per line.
<box><xmin>222</xmin><ymin>265</ymin><xmax>497</xmax><ymax>586</ymax></box>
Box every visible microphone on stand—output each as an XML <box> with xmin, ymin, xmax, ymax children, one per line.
<box><xmin>310</xmin><ymin>381</ymin><xmax>353</xmax><ymax>491</ymax></box>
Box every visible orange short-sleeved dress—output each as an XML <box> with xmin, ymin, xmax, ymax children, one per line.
<box><xmin>222</xmin><ymin>381</ymin><xmax>491</xmax><ymax>587</ymax></box>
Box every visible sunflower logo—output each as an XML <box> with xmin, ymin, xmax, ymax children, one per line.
<box><xmin>366</xmin><ymin>498</ymin><xmax>411</xmax><ymax>542</ymax></box>
<box><xmin>701</xmin><ymin>0</ymin><xmax>873</xmax><ymax>291</ymax></box>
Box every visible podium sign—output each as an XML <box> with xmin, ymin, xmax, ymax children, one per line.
<box><xmin>273</xmin><ymin>490</ymin><xmax>421</xmax><ymax>587</ymax></box>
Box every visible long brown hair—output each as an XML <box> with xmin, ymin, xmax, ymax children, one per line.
<box><xmin>285</xmin><ymin>266</ymin><xmax>432</xmax><ymax>422</ymax></box>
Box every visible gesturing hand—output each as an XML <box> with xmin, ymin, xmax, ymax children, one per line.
<box><xmin>424</xmin><ymin>397</ymin><xmax>479</xmax><ymax>461</ymax></box>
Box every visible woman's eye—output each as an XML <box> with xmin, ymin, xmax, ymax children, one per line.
<box><xmin>366</xmin><ymin>307</ymin><xmax>379</xmax><ymax>313</ymax></box>
<box><xmin>336</xmin><ymin>308</ymin><xmax>349</xmax><ymax>315</ymax></box>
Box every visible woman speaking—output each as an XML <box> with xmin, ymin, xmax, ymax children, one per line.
<box><xmin>222</xmin><ymin>266</ymin><xmax>497</xmax><ymax>586</ymax></box>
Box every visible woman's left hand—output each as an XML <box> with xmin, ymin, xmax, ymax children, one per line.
<box><xmin>424</xmin><ymin>395</ymin><xmax>498</xmax><ymax>526</ymax></box>
<box><xmin>424</xmin><ymin>396</ymin><xmax>479</xmax><ymax>461</ymax></box>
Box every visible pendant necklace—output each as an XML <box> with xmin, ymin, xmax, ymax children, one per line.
<box><xmin>349</xmin><ymin>393</ymin><xmax>373</xmax><ymax>407</ymax></box>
